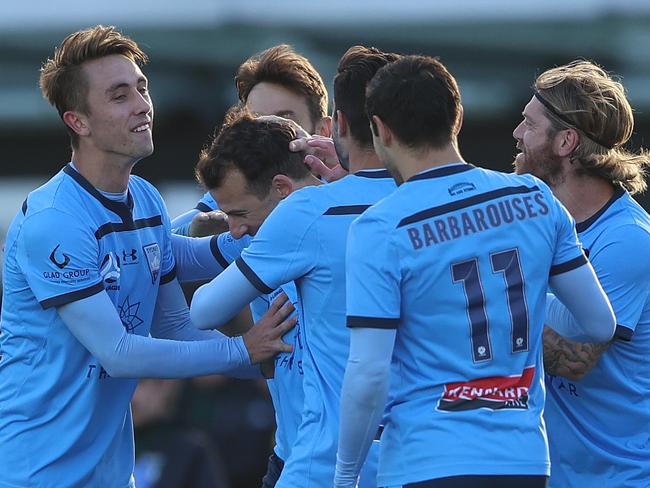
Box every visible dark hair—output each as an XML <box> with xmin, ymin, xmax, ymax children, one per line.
<box><xmin>235</xmin><ymin>45</ymin><xmax>328</xmax><ymax>128</ymax></box>
<box><xmin>333</xmin><ymin>46</ymin><xmax>400</xmax><ymax>148</ymax></box>
<box><xmin>366</xmin><ymin>55</ymin><xmax>461</xmax><ymax>149</ymax></box>
<box><xmin>39</xmin><ymin>25</ymin><xmax>148</xmax><ymax>148</ymax></box>
<box><xmin>196</xmin><ymin>107</ymin><xmax>310</xmax><ymax>198</ymax></box>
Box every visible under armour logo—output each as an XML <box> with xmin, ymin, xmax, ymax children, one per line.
<box><xmin>122</xmin><ymin>248</ymin><xmax>138</xmax><ymax>263</ymax></box>
<box><xmin>49</xmin><ymin>244</ymin><xmax>70</xmax><ymax>269</ymax></box>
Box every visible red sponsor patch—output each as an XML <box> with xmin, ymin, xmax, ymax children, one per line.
<box><xmin>438</xmin><ymin>366</ymin><xmax>535</xmax><ymax>411</ymax></box>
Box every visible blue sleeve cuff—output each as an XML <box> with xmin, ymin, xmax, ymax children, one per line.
<box><xmin>347</xmin><ymin>316</ymin><xmax>399</xmax><ymax>329</ymax></box>
<box><xmin>550</xmin><ymin>253</ymin><xmax>588</xmax><ymax>276</ymax></box>
<box><xmin>41</xmin><ymin>282</ymin><xmax>105</xmax><ymax>309</ymax></box>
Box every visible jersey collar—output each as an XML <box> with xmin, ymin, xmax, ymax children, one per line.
<box><xmin>354</xmin><ymin>168</ymin><xmax>392</xmax><ymax>178</ymax></box>
<box><xmin>63</xmin><ymin>163</ymin><xmax>134</xmax><ymax>222</ymax></box>
<box><xmin>406</xmin><ymin>162</ymin><xmax>474</xmax><ymax>182</ymax></box>
<box><xmin>575</xmin><ymin>186</ymin><xmax>625</xmax><ymax>233</ymax></box>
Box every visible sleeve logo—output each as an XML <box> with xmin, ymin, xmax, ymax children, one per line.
<box><xmin>49</xmin><ymin>244</ymin><xmax>71</xmax><ymax>269</ymax></box>
<box><xmin>143</xmin><ymin>243</ymin><xmax>161</xmax><ymax>284</ymax></box>
<box><xmin>100</xmin><ymin>252</ymin><xmax>121</xmax><ymax>290</ymax></box>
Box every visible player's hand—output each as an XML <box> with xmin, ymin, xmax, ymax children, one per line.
<box><xmin>290</xmin><ymin>136</ymin><xmax>348</xmax><ymax>182</ymax></box>
<box><xmin>188</xmin><ymin>210</ymin><xmax>229</xmax><ymax>237</ymax></box>
<box><xmin>243</xmin><ymin>292</ymin><xmax>296</xmax><ymax>364</ymax></box>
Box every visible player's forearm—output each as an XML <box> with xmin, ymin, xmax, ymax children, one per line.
<box><xmin>547</xmin><ymin>265</ymin><xmax>616</xmax><ymax>343</ymax></box>
<box><xmin>190</xmin><ymin>262</ymin><xmax>260</xmax><ymax>329</ymax></box>
<box><xmin>335</xmin><ymin>328</ymin><xmax>395</xmax><ymax>487</ymax></box>
<box><xmin>543</xmin><ymin>326</ymin><xmax>610</xmax><ymax>380</ymax></box>
<box><xmin>335</xmin><ymin>360</ymin><xmax>389</xmax><ymax>487</ymax></box>
<box><xmin>58</xmin><ymin>290</ymin><xmax>252</xmax><ymax>379</ymax></box>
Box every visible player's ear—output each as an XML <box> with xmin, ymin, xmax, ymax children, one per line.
<box><xmin>454</xmin><ymin>105</ymin><xmax>464</xmax><ymax>136</ymax></box>
<box><xmin>316</xmin><ymin>115</ymin><xmax>332</xmax><ymax>137</ymax></box>
<box><xmin>371</xmin><ymin>115</ymin><xmax>392</xmax><ymax>147</ymax></box>
<box><xmin>63</xmin><ymin>110</ymin><xmax>90</xmax><ymax>137</ymax></box>
<box><xmin>335</xmin><ymin>110</ymin><xmax>348</xmax><ymax>138</ymax></box>
<box><xmin>271</xmin><ymin>174</ymin><xmax>294</xmax><ymax>199</ymax></box>
<box><xmin>557</xmin><ymin>128</ymin><xmax>580</xmax><ymax>158</ymax></box>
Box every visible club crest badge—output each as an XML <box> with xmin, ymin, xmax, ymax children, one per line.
<box><xmin>142</xmin><ymin>243</ymin><xmax>161</xmax><ymax>284</ymax></box>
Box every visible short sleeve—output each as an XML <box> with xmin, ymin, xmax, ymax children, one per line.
<box><xmin>157</xmin><ymin>195</ymin><xmax>177</xmax><ymax>284</ymax></box>
<box><xmin>346</xmin><ymin>212</ymin><xmax>401</xmax><ymax>329</ymax></box>
<box><xmin>16</xmin><ymin>208</ymin><xmax>104</xmax><ymax>308</ymax></box>
<box><xmin>547</xmin><ymin>187</ymin><xmax>587</xmax><ymax>275</ymax></box>
<box><xmin>589</xmin><ymin>224</ymin><xmax>650</xmax><ymax>339</ymax></box>
<box><xmin>212</xmin><ymin>233</ymin><xmax>251</xmax><ymax>268</ymax></box>
<box><xmin>237</xmin><ymin>192</ymin><xmax>318</xmax><ymax>294</ymax></box>
<box><xmin>195</xmin><ymin>191</ymin><xmax>218</xmax><ymax>213</ymax></box>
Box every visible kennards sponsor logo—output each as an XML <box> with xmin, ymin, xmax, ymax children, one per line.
<box><xmin>438</xmin><ymin>366</ymin><xmax>535</xmax><ymax>412</ymax></box>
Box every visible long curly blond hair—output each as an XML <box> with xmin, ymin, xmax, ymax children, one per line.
<box><xmin>535</xmin><ymin>60</ymin><xmax>649</xmax><ymax>194</ymax></box>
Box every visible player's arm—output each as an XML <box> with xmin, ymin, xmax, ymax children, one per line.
<box><xmin>190</xmin><ymin>261</ymin><xmax>264</xmax><ymax>329</ymax></box>
<box><xmin>171</xmin><ymin>208</ymin><xmax>200</xmax><ymax>236</ymax></box>
<box><xmin>543</xmin><ymin>264</ymin><xmax>615</xmax><ymax>380</ymax></box>
<box><xmin>542</xmin><ymin>327</ymin><xmax>611</xmax><ymax>381</ymax></box>
<box><xmin>546</xmin><ymin>263</ymin><xmax>615</xmax><ymax>344</ymax></box>
<box><xmin>544</xmin><ymin>225</ymin><xmax>650</xmax><ymax>380</ymax></box>
<box><xmin>172</xmin><ymin>234</ymin><xmax>223</xmax><ymax>282</ymax></box>
<box><xmin>335</xmin><ymin>328</ymin><xmax>395</xmax><ymax>488</ymax></box>
<box><xmin>57</xmin><ymin>283</ymin><xmax>294</xmax><ymax>378</ymax></box>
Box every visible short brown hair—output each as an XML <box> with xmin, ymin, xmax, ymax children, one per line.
<box><xmin>39</xmin><ymin>25</ymin><xmax>148</xmax><ymax>148</ymax></box>
<box><xmin>333</xmin><ymin>46</ymin><xmax>400</xmax><ymax>148</ymax></box>
<box><xmin>235</xmin><ymin>45</ymin><xmax>328</xmax><ymax>129</ymax></box>
<box><xmin>535</xmin><ymin>60</ymin><xmax>649</xmax><ymax>194</ymax></box>
<box><xmin>195</xmin><ymin>107</ymin><xmax>310</xmax><ymax>198</ymax></box>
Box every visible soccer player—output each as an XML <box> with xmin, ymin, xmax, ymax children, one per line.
<box><xmin>172</xmin><ymin>44</ymin><xmax>331</xmax><ymax>236</ymax></box>
<box><xmin>334</xmin><ymin>55</ymin><xmax>616</xmax><ymax>488</ymax></box>
<box><xmin>0</xmin><ymin>26</ymin><xmax>294</xmax><ymax>487</ymax></box>
<box><xmin>191</xmin><ymin>47</ymin><xmax>400</xmax><ymax>488</ymax></box>
<box><xmin>513</xmin><ymin>60</ymin><xmax>650</xmax><ymax>487</ymax></box>
<box><xmin>180</xmin><ymin>108</ymin><xmax>318</xmax><ymax>487</ymax></box>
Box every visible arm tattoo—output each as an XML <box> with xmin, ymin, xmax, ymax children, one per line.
<box><xmin>543</xmin><ymin>326</ymin><xmax>612</xmax><ymax>381</ymax></box>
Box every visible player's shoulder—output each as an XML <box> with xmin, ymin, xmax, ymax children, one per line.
<box><xmin>351</xmin><ymin>192</ymin><xmax>400</xmax><ymax>230</ymax></box>
<box><xmin>23</xmin><ymin>166</ymin><xmax>83</xmax><ymax>220</ymax></box>
<box><xmin>473</xmin><ymin>166</ymin><xmax>549</xmax><ymax>191</ymax></box>
<box><xmin>274</xmin><ymin>184</ymin><xmax>328</xmax><ymax>219</ymax></box>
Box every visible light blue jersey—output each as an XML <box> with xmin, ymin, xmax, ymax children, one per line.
<box><xmin>545</xmin><ymin>187</ymin><xmax>650</xmax><ymax>487</ymax></box>
<box><xmin>0</xmin><ymin>164</ymin><xmax>175</xmax><ymax>487</ymax></box>
<box><xmin>237</xmin><ymin>169</ymin><xmax>396</xmax><ymax>488</ymax></box>
<box><xmin>171</xmin><ymin>191</ymin><xmax>218</xmax><ymax>236</ymax></box>
<box><xmin>214</xmin><ymin>231</ymin><xmax>304</xmax><ymax>463</ymax></box>
<box><xmin>346</xmin><ymin>164</ymin><xmax>586</xmax><ymax>486</ymax></box>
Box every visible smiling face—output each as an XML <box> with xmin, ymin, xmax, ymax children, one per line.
<box><xmin>211</xmin><ymin>168</ymin><xmax>281</xmax><ymax>239</ymax></box>
<box><xmin>512</xmin><ymin>96</ymin><xmax>564</xmax><ymax>186</ymax></box>
<box><xmin>76</xmin><ymin>54</ymin><xmax>153</xmax><ymax>165</ymax></box>
<box><xmin>246</xmin><ymin>81</ymin><xmax>316</xmax><ymax>135</ymax></box>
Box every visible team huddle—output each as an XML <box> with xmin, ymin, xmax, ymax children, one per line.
<box><xmin>0</xmin><ymin>24</ymin><xmax>648</xmax><ymax>488</ymax></box>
